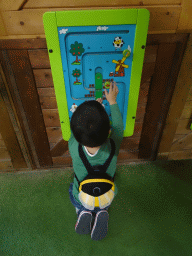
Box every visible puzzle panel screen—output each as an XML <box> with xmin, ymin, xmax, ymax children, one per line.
<box><xmin>58</xmin><ymin>24</ymin><xmax>135</xmax><ymax>129</ymax></box>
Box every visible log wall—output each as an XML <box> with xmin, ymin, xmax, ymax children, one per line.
<box><xmin>0</xmin><ymin>0</ymin><xmax>192</xmax><ymax>170</ymax></box>
<box><xmin>0</xmin><ymin>0</ymin><xmax>192</xmax><ymax>39</ymax></box>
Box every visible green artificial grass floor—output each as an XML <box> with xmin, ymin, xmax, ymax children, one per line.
<box><xmin>0</xmin><ymin>160</ymin><xmax>192</xmax><ymax>256</ymax></box>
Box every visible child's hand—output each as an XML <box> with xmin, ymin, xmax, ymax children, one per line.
<box><xmin>96</xmin><ymin>98</ymin><xmax>103</xmax><ymax>104</ymax></box>
<box><xmin>104</xmin><ymin>81</ymin><xmax>119</xmax><ymax>105</ymax></box>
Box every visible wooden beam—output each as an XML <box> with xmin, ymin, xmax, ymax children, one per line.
<box><xmin>6</xmin><ymin>49</ymin><xmax>53</xmax><ymax>167</ymax></box>
<box><xmin>0</xmin><ymin>34</ymin><xmax>188</xmax><ymax>50</ymax></box>
<box><xmin>0</xmin><ymin>0</ymin><xmax>26</xmax><ymax>11</ymax></box>
<box><xmin>0</xmin><ymin>6</ymin><xmax>181</xmax><ymax>36</ymax></box>
<box><xmin>0</xmin><ymin>76</ymin><xmax>27</xmax><ymax>168</ymax></box>
<box><xmin>177</xmin><ymin>0</ymin><xmax>192</xmax><ymax>33</ymax></box>
<box><xmin>0</xmin><ymin>63</ymin><xmax>33</xmax><ymax>169</ymax></box>
<box><xmin>0</xmin><ymin>38</ymin><xmax>47</xmax><ymax>50</ymax></box>
<box><xmin>33</xmin><ymin>69</ymin><xmax>53</xmax><ymax>88</ymax></box>
<box><xmin>139</xmin><ymin>42</ymin><xmax>184</xmax><ymax>160</ymax></box>
<box><xmin>158</xmin><ymin>34</ymin><xmax>192</xmax><ymax>155</ymax></box>
<box><xmin>0</xmin><ymin>50</ymin><xmax>38</xmax><ymax>169</ymax></box>
<box><xmin>28</xmin><ymin>46</ymin><xmax>158</xmax><ymax>70</ymax></box>
<box><xmin>24</xmin><ymin>0</ymin><xmax>181</xmax><ymax>9</ymax></box>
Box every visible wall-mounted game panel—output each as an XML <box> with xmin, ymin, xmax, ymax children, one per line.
<box><xmin>43</xmin><ymin>9</ymin><xmax>150</xmax><ymax>141</ymax></box>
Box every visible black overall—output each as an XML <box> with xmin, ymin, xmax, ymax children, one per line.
<box><xmin>74</xmin><ymin>138</ymin><xmax>116</xmax><ymax>197</ymax></box>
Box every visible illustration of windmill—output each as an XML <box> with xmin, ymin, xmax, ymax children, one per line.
<box><xmin>112</xmin><ymin>46</ymin><xmax>131</xmax><ymax>77</ymax></box>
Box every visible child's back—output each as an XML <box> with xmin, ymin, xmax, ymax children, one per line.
<box><xmin>68</xmin><ymin>82</ymin><xmax>124</xmax><ymax>240</ymax></box>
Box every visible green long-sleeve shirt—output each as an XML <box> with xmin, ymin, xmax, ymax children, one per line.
<box><xmin>68</xmin><ymin>103</ymin><xmax>124</xmax><ymax>205</ymax></box>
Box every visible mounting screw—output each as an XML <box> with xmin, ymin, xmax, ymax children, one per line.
<box><xmin>141</xmin><ymin>45</ymin><xmax>145</xmax><ymax>49</ymax></box>
<box><xmin>49</xmin><ymin>49</ymin><xmax>53</xmax><ymax>53</ymax></box>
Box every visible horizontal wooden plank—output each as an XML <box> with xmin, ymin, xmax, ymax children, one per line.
<box><xmin>46</xmin><ymin>127</ymin><xmax>62</xmax><ymax>143</ymax></box>
<box><xmin>0</xmin><ymin>30</ymin><xmax>179</xmax><ymax>40</ymax></box>
<box><xmin>33</xmin><ymin>69</ymin><xmax>53</xmax><ymax>88</ymax></box>
<box><xmin>29</xmin><ymin>45</ymin><xmax>158</xmax><ymax>69</ymax></box>
<box><xmin>24</xmin><ymin>0</ymin><xmax>181</xmax><ymax>9</ymax></box>
<box><xmin>39</xmin><ymin>96</ymin><xmax>57</xmax><ymax>109</ymax></box>
<box><xmin>146</xmin><ymin>33</ymin><xmax>189</xmax><ymax>45</ymax></box>
<box><xmin>1</xmin><ymin>6</ymin><xmax>181</xmax><ymax>36</ymax></box>
<box><xmin>168</xmin><ymin>150</ymin><xmax>192</xmax><ymax>160</ymax></box>
<box><xmin>38</xmin><ymin>82</ymin><xmax>149</xmax><ymax>108</ymax></box>
<box><xmin>42</xmin><ymin>104</ymin><xmax>146</xmax><ymax>127</ymax></box>
<box><xmin>0</xmin><ymin>34</ymin><xmax>187</xmax><ymax>49</ymax></box>
<box><xmin>28</xmin><ymin>49</ymin><xmax>50</xmax><ymax>68</ymax></box>
<box><xmin>0</xmin><ymin>38</ymin><xmax>47</xmax><ymax>49</ymax></box>
<box><xmin>0</xmin><ymin>0</ymin><xmax>25</xmax><ymax>11</ymax></box>
<box><xmin>42</xmin><ymin>109</ymin><xmax>60</xmax><ymax>127</ymax></box>
<box><xmin>170</xmin><ymin>132</ymin><xmax>192</xmax><ymax>152</ymax></box>
<box><xmin>38</xmin><ymin>83</ymin><xmax>149</xmax><ymax>110</ymax></box>
<box><xmin>37</xmin><ymin>88</ymin><xmax>56</xmax><ymax>97</ymax></box>
<box><xmin>147</xmin><ymin>6</ymin><xmax>181</xmax><ymax>32</ymax></box>
<box><xmin>0</xmin><ymin>159</ymin><xmax>13</xmax><ymax>169</ymax></box>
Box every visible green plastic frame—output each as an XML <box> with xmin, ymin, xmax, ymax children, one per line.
<box><xmin>43</xmin><ymin>9</ymin><xmax>150</xmax><ymax>141</ymax></box>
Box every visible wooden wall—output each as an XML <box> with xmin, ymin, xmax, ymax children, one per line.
<box><xmin>0</xmin><ymin>33</ymin><xmax>190</xmax><ymax>172</ymax></box>
<box><xmin>0</xmin><ymin>0</ymin><xmax>192</xmax><ymax>39</ymax></box>
<box><xmin>158</xmin><ymin>34</ymin><xmax>192</xmax><ymax>160</ymax></box>
<box><xmin>31</xmin><ymin>43</ymin><xmax>156</xmax><ymax>166</ymax></box>
<box><xmin>0</xmin><ymin>0</ymin><xmax>192</xmax><ymax>171</ymax></box>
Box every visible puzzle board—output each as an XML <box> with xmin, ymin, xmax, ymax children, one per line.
<box><xmin>43</xmin><ymin>9</ymin><xmax>150</xmax><ymax>141</ymax></box>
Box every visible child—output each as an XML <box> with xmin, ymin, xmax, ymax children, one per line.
<box><xmin>68</xmin><ymin>82</ymin><xmax>124</xmax><ymax>240</ymax></box>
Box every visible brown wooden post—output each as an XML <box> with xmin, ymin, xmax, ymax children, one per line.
<box><xmin>139</xmin><ymin>35</ymin><xmax>189</xmax><ymax>160</ymax></box>
<box><xmin>0</xmin><ymin>75</ymin><xmax>27</xmax><ymax>168</ymax></box>
<box><xmin>2</xmin><ymin>49</ymin><xmax>53</xmax><ymax>167</ymax></box>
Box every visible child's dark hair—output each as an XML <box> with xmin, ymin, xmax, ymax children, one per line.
<box><xmin>70</xmin><ymin>100</ymin><xmax>110</xmax><ymax>147</ymax></box>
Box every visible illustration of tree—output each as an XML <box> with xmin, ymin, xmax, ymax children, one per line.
<box><xmin>72</xmin><ymin>69</ymin><xmax>82</xmax><ymax>85</ymax></box>
<box><xmin>70</xmin><ymin>41</ymin><xmax>85</xmax><ymax>65</ymax></box>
